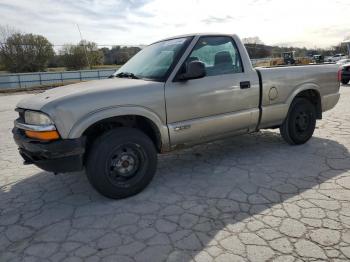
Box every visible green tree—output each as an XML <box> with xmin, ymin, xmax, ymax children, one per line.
<box><xmin>100</xmin><ymin>45</ymin><xmax>141</xmax><ymax>65</ymax></box>
<box><xmin>0</xmin><ymin>56</ymin><xmax>4</xmax><ymax>71</ymax></box>
<box><xmin>47</xmin><ymin>54</ymin><xmax>64</xmax><ymax>68</ymax></box>
<box><xmin>0</xmin><ymin>26</ymin><xmax>54</xmax><ymax>72</ymax></box>
<box><xmin>60</xmin><ymin>40</ymin><xmax>103</xmax><ymax>70</ymax></box>
<box><xmin>60</xmin><ymin>44</ymin><xmax>87</xmax><ymax>70</ymax></box>
<box><xmin>83</xmin><ymin>40</ymin><xmax>104</xmax><ymax>66</ymax></box>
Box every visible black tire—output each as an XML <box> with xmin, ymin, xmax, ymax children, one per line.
<box><xmin>86</xmin><ymin>127</ymin><xmax>157</xmax><ymax>199</ymax></box>
<box><xmin>280</xmin><ymin>98</ymin><xmax>316</xmax><ymax>145</ymax></box>
<box><xmin>341</xmin><ymin>79</ymin><xmax>349</xmax><ymax>85</ymax></box>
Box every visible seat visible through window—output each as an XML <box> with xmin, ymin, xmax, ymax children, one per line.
<box><xmin>213</xmin><ymin>51</ymin><xmax>234</xmax><ymax>75</ymax></box>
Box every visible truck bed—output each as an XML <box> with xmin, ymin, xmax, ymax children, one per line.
<box><xmin>256</xmin><ymin>64</ymin><xmax>340</xmax><ymax>128</ymax></box>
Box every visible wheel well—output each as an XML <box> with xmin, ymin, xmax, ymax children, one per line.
<box><xmin>82</xmin><ymin>115</ymin><xmax>162</xmax><ymax>157</ymax></box>
<box><xmin>295</xmin><ymin>89</ymin><xmax>322</xmax><ymax>119</ymax></box>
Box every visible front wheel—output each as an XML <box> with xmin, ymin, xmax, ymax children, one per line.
<box><xmin>86</xmin><ymin>128</ymin><xmax>157</xmax><ymax>199</ymax></box>
<box><xmin>280</xmin><ymin>98</ymin><xmax>316</xmax><ymax>145</ymax></box>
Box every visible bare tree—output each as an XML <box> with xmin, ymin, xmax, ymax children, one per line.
<box><xmin>242</xmin><ymin>36</ymin><xmax>264</xmax><ymax>45</ymax></box>
<box><xmin>0</xmin><ymin>25</ymin><xmax>18</xmax><ymax>71</ymax></box>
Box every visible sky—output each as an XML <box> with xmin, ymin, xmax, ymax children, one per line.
<box><xmin>0</xmin><ymin>0</ymin><xmax>349</xmax><ymax>49</ymax></box>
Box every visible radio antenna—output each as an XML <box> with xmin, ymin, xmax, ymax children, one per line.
<box><xmin>76</xmin><ymin>24</ymin><xmax>91</xmax><ymax>69</ymax></box>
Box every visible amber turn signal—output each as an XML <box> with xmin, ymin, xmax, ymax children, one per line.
<box><xmin>25</xmin><ymin>130</ymin><xmax>60</xmax><ymax>141</ymax></box>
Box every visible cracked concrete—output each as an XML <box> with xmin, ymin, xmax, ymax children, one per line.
<box><xmin>0</xmin><ymin>86</ymin><xmax>350</xmax><ymax>262</ymax></box>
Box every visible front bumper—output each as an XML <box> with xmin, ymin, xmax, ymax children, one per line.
<box><xmin>13</xmin><ymin>127</ymin><xmax>85</xmax><ymax>173</ymax></box>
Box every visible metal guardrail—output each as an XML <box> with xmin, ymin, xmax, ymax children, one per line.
<box><xmin>0</xmin><ymin>68</ymin><xmax>117</xmax><ymax>89</ymax></box>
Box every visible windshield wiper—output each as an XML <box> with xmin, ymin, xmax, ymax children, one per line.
<box><xmin>115</xmin><ymin>72</ymin><xmax>140</xmax><ymax>79</ymax></box>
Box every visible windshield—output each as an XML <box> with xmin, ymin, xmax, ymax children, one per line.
<box><xmin>115</xmin><ymin>37</ymin><xmax>192</xmax><ymax>81</ymax></box>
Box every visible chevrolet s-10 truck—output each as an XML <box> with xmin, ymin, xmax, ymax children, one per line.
<box><xmin>13</xmin><ymin>33</ymin><xmax>341</xmax><ymax>199</ymax></box>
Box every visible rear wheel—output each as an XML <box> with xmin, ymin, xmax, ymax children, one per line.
<box><xmin>341</xmin><ymin>79</ymin><xmax>349</xmax><ymax>85</ymax></box>
<box><xmin>280</xmin><ymin>98</ymin><xmax>316</xmax><ymax>145</ymax></box>
<box><xmin>86</xmin><ymin>128</ymin><xmax>157</xmax><ymax>199</ymax></box>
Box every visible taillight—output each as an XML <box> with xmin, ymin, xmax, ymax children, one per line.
<box><xmin>338</xmin><ymin>68</ymin><xmax>342</xmax><ymax>82</ymax></box>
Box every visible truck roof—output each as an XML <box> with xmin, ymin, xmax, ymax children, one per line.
<box><xmin>156</xmin><ymin>33</ymin><xmax>238</xmax><ymax>43</ymax></box>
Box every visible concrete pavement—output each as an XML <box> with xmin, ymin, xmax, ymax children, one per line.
<box><xmin>1</xmin><ymin>87</ymin><xmax>350</xmax><ymax>262</ymax></box>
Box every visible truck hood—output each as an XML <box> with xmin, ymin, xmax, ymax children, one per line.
<box><xmin>17</xmin><ymin>78</ymin><xmax>160</xmax><ymax>111</ymax></box>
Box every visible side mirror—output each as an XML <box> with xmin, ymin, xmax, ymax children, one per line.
<box><xmin>178</xmin><ymin>61</ymin><xmax>206</xmax><ymax>81</ymax></box>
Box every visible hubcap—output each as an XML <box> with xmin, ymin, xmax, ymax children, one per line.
<box><xmin>108</xmin><ymin>144</ymin><xmax>142</xmax><ymax>182</ymax></box>
<box><xmin>115</xmin><ymin>154</ymin><xmax>136</xmax><ymax>175</ymax></box>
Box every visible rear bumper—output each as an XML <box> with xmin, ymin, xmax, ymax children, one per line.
<box><xmin>13</xmin><ymin>127</ymin><xmax>85</xmax><ymax>173</ymax></box>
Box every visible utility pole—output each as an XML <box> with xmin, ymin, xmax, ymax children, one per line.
<box><xmin>76</xmin><ymin>24</ymin><xmax>91</xmax><ymax>69</ymax></box>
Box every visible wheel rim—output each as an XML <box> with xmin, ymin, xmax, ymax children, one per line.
<box><xmin>107</xmin><ymin>143</ymin><xmax>145</xmax><ymax>185</ymax></box>
<box><xmin>295</xmin><ymin>110</ymin><xmax>311</xmax><ymax>133</ymax></box>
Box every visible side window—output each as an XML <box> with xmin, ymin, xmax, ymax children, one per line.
<box><xmin>186</xmin><ymin>36</ymin><xmax>243</xmax><ymax>76</ymax></box>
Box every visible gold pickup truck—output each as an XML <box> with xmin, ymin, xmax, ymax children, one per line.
<box><xmin>13</xmin><ymin>33</ymin><xmax>340</xmax><ymax>199</ymax></box>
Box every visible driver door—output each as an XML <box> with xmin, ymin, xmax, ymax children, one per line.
<box><xmin>164</xmin><ymin>36</ymin><xmax>260</xmax><ymax>148</ymax></box>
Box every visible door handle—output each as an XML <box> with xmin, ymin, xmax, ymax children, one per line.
<box><xmin>240</xmin><ymin>81</ymin><xmax>251</xmax><ymax>89</ymax></box>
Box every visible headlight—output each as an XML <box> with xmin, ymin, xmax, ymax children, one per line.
<box><xmin>24</xmin><ymin>111</ymin><xmax>53</xmax><ymax>126</ymax></box>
